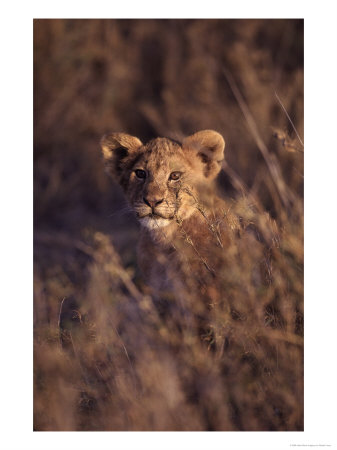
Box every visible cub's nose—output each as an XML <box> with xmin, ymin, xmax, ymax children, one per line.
<box><xmin>143</xmin><ymin>197</ymin><xmax>164</xmax><ymax>209</ymax></box>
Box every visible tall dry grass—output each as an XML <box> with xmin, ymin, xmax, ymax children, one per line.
<box><xmin>34</xmin><ymin>19</ymin><xmax>303</xmax><ymax>431</ymax></box>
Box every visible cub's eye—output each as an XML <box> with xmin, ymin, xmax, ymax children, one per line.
<box><xmin>135</xmin><ymin>169</ymin><xmax>146</xmax><ymax>179</ymax></box>
<box><xmin>169</xmin><ymin>171</ymin><xmax>182</xmax><ymax>181</ymax></box>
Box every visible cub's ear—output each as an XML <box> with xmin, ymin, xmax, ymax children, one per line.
<box><xmin>100</xmin><ymin>133</ymin><xmax>143</xmax><ymax>180</ymax></box>
<box><xmin>182</xmin><ymin>130</ymin><xmax>225</xmax><ymax>179</ymax></box>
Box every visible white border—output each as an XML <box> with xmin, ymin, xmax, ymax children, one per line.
<box><xmin>1</xmin><ymin>1</ymin><xmax>337</xmax><ymax>449</ymax></box>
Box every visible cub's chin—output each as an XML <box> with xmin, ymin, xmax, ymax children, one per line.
<box><xmin>139</xmin><ymin>215</ymin><xmax>173</xmax><ymax>230</ymax></box>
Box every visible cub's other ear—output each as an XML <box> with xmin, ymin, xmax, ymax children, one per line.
<box><xmin>182</xmin><ymin>130</ymin><xmax>225</xmax><ymax>179</ymax></box>
<box><xmin>100</xmin><ymin>133</ymin><xmax>143</xmax><ymax>181</ymax></box>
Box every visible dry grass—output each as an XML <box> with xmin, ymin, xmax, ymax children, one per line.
<box><xmin>34</xmin><ymin>19</ymin><xmax>303</xmax><ymax>431</ymax></box>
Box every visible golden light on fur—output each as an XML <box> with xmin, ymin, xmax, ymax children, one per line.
<box><xmin>101</xmin><ymin>130</ymin><xmax>261</xmax><ymax>312</ymax></box>
<box><xmin>182</xmin><ymin>130</ymin><xmax>225</xmax><ymax>179</ymax></box>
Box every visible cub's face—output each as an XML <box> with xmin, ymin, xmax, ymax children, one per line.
<box><xmin>101</xmin><ymin>131</ymin><xmax>225</xmax><ymax>230</ymax></box>
<box><xmin>126</xmin><ymin>139</ymin><xmax>196</xmax><ymax>230</ymax></box>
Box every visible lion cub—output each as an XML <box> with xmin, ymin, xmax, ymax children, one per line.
<box><xmin>100</xmin><ymin>130</ymin><xmax>241</xmax><ymax>306</ymax></box>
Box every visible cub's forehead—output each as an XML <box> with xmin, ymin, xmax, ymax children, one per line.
<box><xmin>137</xmin><ymin>137</ymin><xmax>188</xmax><ymax>171</ymax></box>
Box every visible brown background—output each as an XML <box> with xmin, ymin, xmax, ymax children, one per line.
<box><xmin>34</xmin><ymin>19</ymin><xmax>304</xmax><ymax>431</ymax></box>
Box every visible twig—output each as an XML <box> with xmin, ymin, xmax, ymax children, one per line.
<box><xmin>175</xmin><ymin>215</ymin><xmax>216</xmax><ymax>276</ymax></box>
<box><xmin>35</xmin><ymin>231</ymin><xmax>94</xmax><ymax>257</ymax></box>
<box><xmin>274</xmin><ymin>91</ymin><xmax>304</xmax><ymax>147</ymax></box>
<box><xmin>181</xmin><ymin>187</ymin><xmax>224</xmax><ymax>248</ymax></box>
<box><xmin>222</xmin><ymin>67</ymin><xmax>296</xmax><ymax>211</ymax></box>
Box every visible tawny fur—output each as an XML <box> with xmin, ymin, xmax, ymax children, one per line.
<box><xmin>100</xmin><ymin>130</ymin><xmax>241</xmax><ymax>305</ymax></box>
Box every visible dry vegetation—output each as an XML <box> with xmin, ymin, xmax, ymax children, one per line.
<box><xmin>34</xmin><ymin>19</ymin><xmax>304</xmax><ymax>431</ymax></box>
